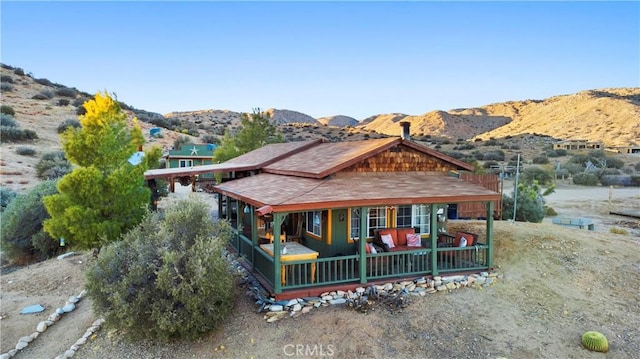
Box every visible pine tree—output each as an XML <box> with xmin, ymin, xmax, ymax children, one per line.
<box><xmin>43</xmin><ymin>92</ymin><xmax>161</xmax><ymax>249</ymax></box>
<box><xmin>212</xmin><ymin>108</ymin><xmax>282</xmax><ymax>163</ymax></box>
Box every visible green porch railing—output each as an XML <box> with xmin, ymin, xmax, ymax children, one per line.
<box><xmin>436</xmin><ymin>244</ymin><xmax>489</xmax><ymax>273</ymax></box>
<box><xmin>230</xmin><ymin>235</ymin><xmax>488</xmax><ymax>292</ymax></box>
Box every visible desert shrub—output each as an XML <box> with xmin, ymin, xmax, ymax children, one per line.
<box><xmin>57</xmin><ymin>118</ymin><xmax>81</xmax><ymax>133</ymax></box>
<box><xmin>443</xmin><ymin>151</ymin><xmax>465</xmax><ymax>160</ymax></box>
<box><xmin>634</xmin><ymin>162</ymin><xmax>640</xmax><ymax>172</ymax></box>
<box><xmin>34</xmin><ymin>77</ymin><xmax>53</xmax><ymax>87</ymax></box>
<box><xmin>600</xmin><ymin>175</ymin><xmax>632</xmax><ymax>187</ymax></box>
<box><xmin>32</xmin><ymin>89</ymin><xmax>54</xmax><ymax>100</ymax></box>
<box><xmin>1</xmin><ymin>83</ymin><xmax>13</xmax><ymax>92</ymax></box>
<box><xmin>631</xmin><ymin>175</ymin><xmax>640</xmax><ymax>186</ymax></box>
<box><xmin>0</xmin><ymin>180</ymin><xmax>59</xmax><ymax>263</ymax></box>
<box><xmin>13</xmin><ymin>68</ymin><xmax>25</xmax><ymax>76</ymax></box>
<box><xmin>57</xmin><ymin>99</ymin><xmax>70</xmax><ymax>107</ymax></box>
<box><xmin>1</xmin><ymin>105</ymin><xmax>15</xmax><ymax>116</ymax></box>
<box><xmin>544</xmin><ymin>206</ymin><xmax>557</xmax><ymax>216</ymax></box>
<box><xmin>453</xmin><ymin>143</ymin><xmax>475</xmax><ymax>150</ymax></box>
<box><xmin>501</xmin><ymin>192</ymin><xmax>544</xmax><ymax>223</ymax></box>
<box><xmin>484</xmin><ymin>139</ymin><xmax>499</xmax><ymax>146</ymax></box>
<box><xmin>76</xmin><ymin>105</ymin><xmax>87</xmax><ymax>116</ymax></box>
<box><xmin>16</xmin><ymin>146</ymin><xmax>36</xmax><ymax>156</ymax></box>
<box><xmin>1</xmin><ymin>74</ymin><xmax>15</xmax><ymax>83</ymax></box>
<box><xmin>546</xmin><ymin>149</ymin><xmax>567</xmax><ymax>157</ymax></box>
<box><xmin>562</xmin><ymin>163</ymin><xmax>584</xmax><ymax>175</ymax></box>
<box><xmin>86</xmin><ymin>198</ymin><xmax>235</xmax><ymax>341</ymax></box>
<box><xmin>36</xmin><ymin>151</ymin><xmax>72</xmax><ymax>180</ymax></box>
<box><xmin>173</xmin><ymin>135</ymin><xmax>193</xmax><ymax>150</ymax></box>
<box><xmin>0</xmin><ymin>114</ymin><xmax>17</xmax><ymax>127</ymax></box>
<box><xmin>0</xmin><ymin>127</ymin><xmax>38</xmax><ymax>142</ymax></box>
<box><xmin>72</xmin><ymin>97</ymin><xmax>86</xmax><ymax>107</ymax></box>
<box><xmin>609</xmin><ymin>227</ymin><xmax>628</xmax><ymax>235</ymax></box>
<box><xmin>55</xmin><ymin>87</ymin><xmax>76</xmax><ymax>98</ymax></box>
<box><xmin>605</xmin><ymin>157</ymin><xmax>625</xmax><ymax>169</ymax></box>
<box><xmin>572</xmin><ymin>173</ymin><xmax>600</xmax><ymax>186</ymax></box>
<box><xmin>200</xmin><ymin>134</ymin><xmax>219</xmax><ymax>145</ymax></box>
<box><xmin>0</xmin><ymin>187</ymin><xmax>17</xmax><ymax>212</ymax></box>
<box><xmin>483</xmin><ymin>150</ymin><xmax>505</xmax><ymax>161</ymax></box>
<box><xmin>532</xmin><ymin>156</ymin><xmax>549</xmax><ymax>164</ymax></box>
<box><xmin>521</xmin><ymin>167</ymin><xmax>554</xmax><ymax>186</ymax></box>
<box><xmin>598</xmin><ymin>169</ymin><xmax>621</xmax><ymax>178</ymax></box>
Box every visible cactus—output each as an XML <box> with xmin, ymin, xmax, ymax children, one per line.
<box><xmin>581</xmin><ymin>331</ymin><xmax>608</xmax><ymax>353</ymax></box>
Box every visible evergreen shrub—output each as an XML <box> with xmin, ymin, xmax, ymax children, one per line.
<box><xmin>86</xmin><ymin>198</ymin><xmax>236</xmax><ymax>341</ymax></box>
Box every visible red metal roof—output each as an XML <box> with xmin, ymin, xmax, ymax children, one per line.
<box><xmin>215</xmin><ymin>171</ymin><xmax>501</xmax><ymax>213</ymax></box>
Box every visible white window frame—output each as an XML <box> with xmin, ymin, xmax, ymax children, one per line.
<box><xmin>411</xmin><ymin>204</ymin><xmax>431</xmax><ymax>235</ymax></box>
<box><xmin>306</xmin><ymin>211</ymin><xmax>322</xmax><ymax>237</ymax></box>
<box><xmin>367</xmin><ymin>206</ymin><xmax>387</xmax><ymax>238</ymax></box>
<box><xmin>179</xmin><ymin>159</ymin><xmax>193</xmax><ymax>168</ymax></box>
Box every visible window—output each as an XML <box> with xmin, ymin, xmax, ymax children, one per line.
<box><xmin>396</xmin><ymin>205</ymin><xmax>413</xmax><ymax>228</ymax></box>
<box><xmin>350</xmin><ymin>208</ymin><xmax>360</xmax><ymax>240</ymax></box>
<box><xmin>179</xmin><ymin>159</ymin><xmax>193</xmax><ymax>168</ymax></box>
<box><xmin>367</xmin><ymin>206</ymin><xmax>387</xmax><ymax>237</ymax></box>
<box><xmin>396</xmin><ymin>204</ymin><xmax>431</xmax><ymax>234</ymax></box>
<box><xmin>413</xmin><ymin>204</ymin><xmax>431</xmax><ymax>234</ymax></box>
<box><xmin>306</xmin><ymin>211</ymin><xmax>322</xmax><ymax>237</ymax></box>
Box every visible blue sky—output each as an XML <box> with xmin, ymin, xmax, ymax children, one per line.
<box><xmin>1</xmin><ymin>1</ymin><xmax>638</xmax><ymax>120</ymax></box>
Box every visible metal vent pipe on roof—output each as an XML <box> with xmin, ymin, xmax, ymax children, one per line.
<box><xmin>400</xmin><ymin>121</ymin><xmax>410</xmax><ymax>140</ymax></box>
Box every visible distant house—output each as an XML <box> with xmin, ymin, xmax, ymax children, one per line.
<box><xmin>552</xmin><ymin>139</ymin><xmax>603</xmax><ymax>151</ymax></box>
<box><xmin>611</xmin><ymin>145</ymin><xmax>640</xmax><ymax>155</ymax></box>
<box><xmin>165</xmin><ymin>144</ymin><xmax>218</xmax><ymax>183</ymax></box>
<box><xmin>145</xmin><ymin>124</ymin><xmax>501</xmax><ymax>297</ymax></box>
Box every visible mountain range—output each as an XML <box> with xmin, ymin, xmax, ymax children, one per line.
<box><xmin>1</xmin><ymin>63</ymin><xmax>638</xmax><ymax>192</ymax></box>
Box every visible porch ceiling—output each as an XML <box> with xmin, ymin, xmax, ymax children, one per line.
<box><xmin>214</xmin><ymin>171</ymin><xmax>501</xmax><ymax>212</ymax></box>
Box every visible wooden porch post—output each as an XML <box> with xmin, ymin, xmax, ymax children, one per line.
<box><xmin>250</xmin><ymin>205</ymin><xmax>257</xmax><ymax>265</ymax></box>
<box><xmin>430</xmin><ymin>205</ymin><xmax>439</xmax><ymax>276</ymax></box>
<box><xmin>169</xmin><ymin>177</ymin><xmax>175</xmax><ymax>193</ymax></box>
<box><xmin>191</xmin><ymin>175</ymin><xmax>196</xmax><ymax>192</ymax></box>
<box><xmin>273</xmin><ymin>212</ymin><xmax>284</xmax><ymax>294</ymax></box>
<box><xmin>359</xmin><ymin>207</ymin><xmax>368</xmax><ymax>284</ymax></box>
<box><xmin>225</xmin><ymin>195</ymin><xmax>232</xmax><ymax>221</ymax></box>
<box><xmin>236</xmin><ymin>200</ymin><xmax>243</xmax><ymax>251</ymax></box>
<box><xmin>217</xmin><ymin>194</ymin><xmax>223</xmax><ymax>221</ymax></box>
<box><xmin>486</xmin><ymin>201</ymin><xmax>494</xmax><ymax>268</ymax></box>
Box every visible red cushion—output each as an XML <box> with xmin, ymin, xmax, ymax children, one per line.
<box><xmin>396</xmin><ymin>228</ymin><xmax>415</xmax><ymax>246</ymax></box>
<box><xmin>365</xmin><ymin>242</ymin><xmax>371</xmax><ymax>254</ymax></box>
<box><xmin>378</xmin><ymin>229</ymin><xmax>398</xmax><ymax>246</ymax></box>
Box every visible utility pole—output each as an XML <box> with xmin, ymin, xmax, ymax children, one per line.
<box><xmin>512</xmin><ymin>154</ymin><xmax>521</xmax><ymax>222</ymax></box>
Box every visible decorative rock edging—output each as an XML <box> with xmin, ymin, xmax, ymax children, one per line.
<box><xmin>53</xmin><ymin>318</ymin><xmax>105</xmax><ymax>359</ymax></box>
<box><xmin>224</xmin><ymin>250</ymin><xmax>502</xmax><ymax>323</ymax></box>
<box><xmin>0</xmin><ymin>290</ymin><xmax>88</xmax><ymax>359</ymax></box>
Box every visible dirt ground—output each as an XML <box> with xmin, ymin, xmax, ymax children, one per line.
<box><xmin>1</xmin><ymin>185</ymin><xmax>639</xmax><ymax>359</ymax></box>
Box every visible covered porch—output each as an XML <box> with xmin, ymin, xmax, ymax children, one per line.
<box><xmin>215</xmin><ymin>172</ymin><xmax>498</xmax><ymax>296</ymax></box>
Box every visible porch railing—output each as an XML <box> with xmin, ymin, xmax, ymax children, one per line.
<box><xmin>229</xmin><ymin>230</ymin><xmax>489</xmax><ymax>291</ymax></box>
<box><xmin>436</xmin><ymin>244</ymin><xmax>489</xmax><ymax>273</ymax></box>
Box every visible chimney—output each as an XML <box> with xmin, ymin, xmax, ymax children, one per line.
<box><xmin>400</xmin><ymin>121</ymin><xmax>410</xmax><ymax>140</ymax></box>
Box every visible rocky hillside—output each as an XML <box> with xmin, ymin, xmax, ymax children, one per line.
<box><xmin>2</xmin><ymin>62</ymin><xmax>638</xmax><ymax>193</ymax></box>
<box><xmin>358</xmin><ymin>88</ymin><xmax>640</xmax><ymax>147</ymax></box>
<box><xmin>317</xmin><ymin>115</ymin><xmax>359</xmax><ymax>127</ymax></box>
<box><xmin>264</xmin><ymin>108</ymin><xmax>318</xmax><ymax>125</ymax></box>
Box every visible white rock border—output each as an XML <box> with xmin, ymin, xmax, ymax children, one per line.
<box><xmin>0</xmin><ymin>290</ymin><xmax>94</xmax><ymax>359</ymax></box>
<box><xmin>225</xmin><ymin>250</ymin><xmax>502</xmax><ymax>323</ymax></box>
